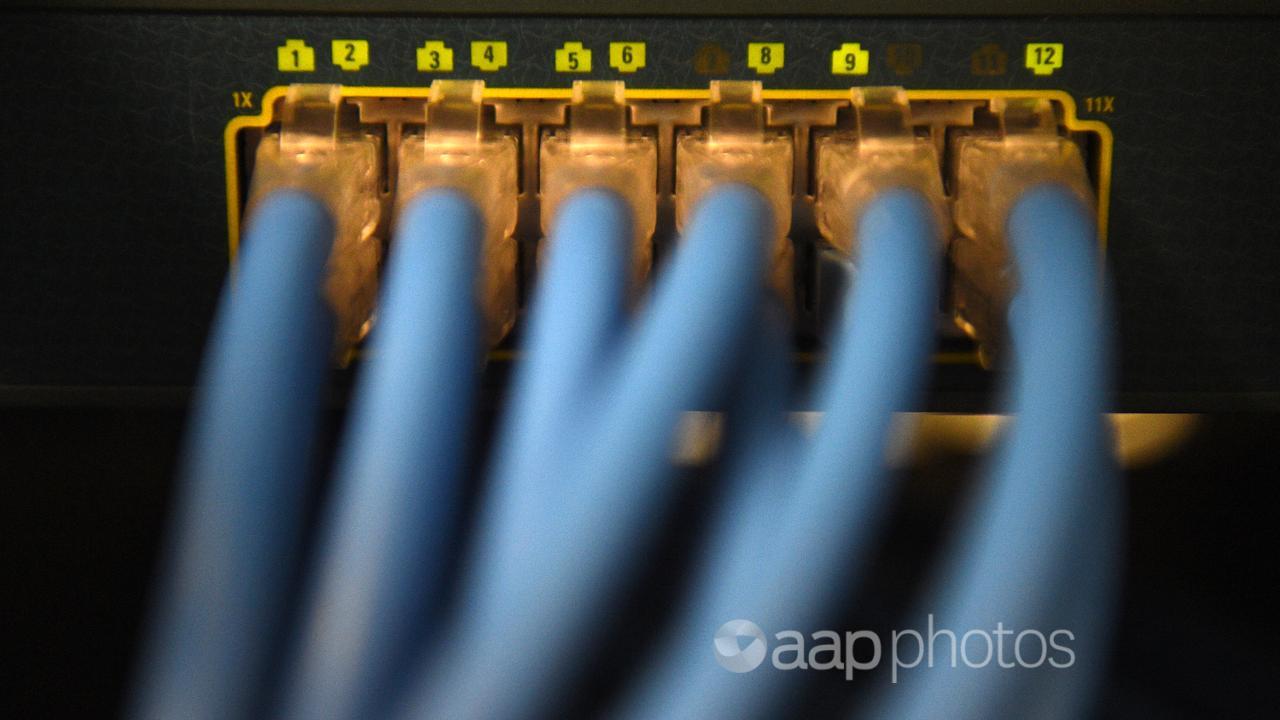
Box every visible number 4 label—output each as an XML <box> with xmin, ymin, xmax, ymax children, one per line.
<box><xmin>471</xmin><ymin>41</ymin><xmax>508</xmax><ymax>72</ymax></box>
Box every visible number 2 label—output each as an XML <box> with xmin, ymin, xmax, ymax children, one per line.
<box><xmin>331</xmin><ymin>39</ymin><xmax>369</xmax><ymax>71</ymax></box>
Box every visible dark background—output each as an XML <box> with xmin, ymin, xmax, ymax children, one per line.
<box><xmin>3</xmin><ymin>7</ymin><xmax>1279</xmax><ymax>718</ymax></box>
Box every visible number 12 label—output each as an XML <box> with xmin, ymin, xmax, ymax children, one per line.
<box><xmin>1025</xmin><ymin>43</ymin><xmax>1064</xmax><ymax>76</ymax></box>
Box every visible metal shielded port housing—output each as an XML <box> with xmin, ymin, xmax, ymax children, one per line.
<box><xmin>227</xmin><ymin>84</ymin><xmax>1110</xmax><ymax>366</ymax></box>
<box><xmin>540</xmin><ymin>81</ymin><xmax>658</xmax><ymax>290</ymax></box>
<box><xmin>948</xmin><ymin>97</ymin><xmax>1099</xmax><ymax>363</ymax></box>
<box><xmin>397</xmin><ymin>80</ymin><xmax>520</xmax><ymax>346</ymax></box>
<box><xmin>242</xmin><ymin>84</ymin><xmax>386</xmax><ymax>356</ymax></box>
<box><xmin>814</xmin><ymin>87</ymin><xmax>948</xmax><ymax>259</ymax></box>
<box><xmin>675</xmin><ymin>81</ymin><xmax>795</xmax><ymax>304</ymax></box>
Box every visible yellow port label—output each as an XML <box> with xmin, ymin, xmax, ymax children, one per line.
<box><xmin>555</xmin><ymin>42</ymin><xmax>592</xmax><ymax>73</ymax></box>
<box><xmin>747</xmin><ymin>42</ymin><xmax>784</xmax><ymax>74</ymax></box>
<box><xmin>416</xmin><ymin>41</ymin><xmax>454</xmax><ymax>72</ymax></box>
<box><xmin>1025</xmin><ymin>43</ymin><xmax>1064</xmax><ymax>76</ymax></box>
<box><xmin>831</xmin><ymin>43</ymin><xmax>869</xmax><ymax>75</ymax></box>
<box><xmin>470</xmin><ymin>41</ymin><xmax>508</xmax><ymax>72</ymax></box>
<box><xmin>609</xmin><ymin>42</ymin><xmax>646</xmax><ymax>73</ymax></box>
<box><xmin>276</xmin><ymin>39</ymin><xmax>315</xmax><ymax>72</ymax></box>
<box><xmin>331</xmin><ymin>40</ymin><xmax>369</xmax><ymax>71</ymax></box>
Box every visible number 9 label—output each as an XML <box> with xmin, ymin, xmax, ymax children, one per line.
<box><xmin>831</xmin><ymin>43</ymin><xmax>869</xmax><ymax>75</ymax></box>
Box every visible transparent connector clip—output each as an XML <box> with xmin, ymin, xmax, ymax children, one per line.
<box><xmin>676</xmin><ymin>81</ymin><xmax>794</xmax><ymax>302</ymax></box>
<box><xmin>397</xmin><ymin>80</ymin><xmax>519</xmax><ymax>345</ymax></box>
<box><xmin>540</xmin><ymin>81</ymin><xmax>658</xmax><ymax>287</ymax></box>
<box><xmin>949</xmin><ymin>97</ymin><xmax>1097</xmax><ymax>358</ymax></box>
<box><xmin>244</xmin><ymin>84</ymin><xmax>384</xmax><ymax>357</ymax></box>
<box><xmin>814</xmin><ymin>87</ymin><xmax>947</xmax><ymax>258</ymax></box>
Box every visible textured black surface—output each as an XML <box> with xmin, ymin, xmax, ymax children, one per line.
<box><xmin>2</xmin><ymin>13</ymin><xmax>1278</xmax><ymax>408</ymax></box>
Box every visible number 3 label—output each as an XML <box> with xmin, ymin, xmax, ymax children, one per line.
<box><xmin>416</xmin><ymin>41</ymin><xmax>454</xmax><ymax>72</ymax></box>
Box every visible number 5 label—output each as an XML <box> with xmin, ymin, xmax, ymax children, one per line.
<box><xmin>555</xmin><ymin>42</ymin><xmax>592</xmax><ymax>73</ymax></box>
<box><xmin>609</xmin><ymin>42</ymin><xmax>645</xmax><ymax>73</ymax></box>
<box><xmin>471</xmin><ymin>41</ymin><xmax>508</xmax><ymax>72</ymax></box>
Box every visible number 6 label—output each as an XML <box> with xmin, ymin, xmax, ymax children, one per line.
<box><xmin>609</xmin><ymin>42</ymin><xmax>645</xmax><ymax>73</ymax></box>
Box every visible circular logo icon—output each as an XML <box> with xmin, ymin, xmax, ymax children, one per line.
<box><xmin>713</xmin><ymin>619</ymin><xmax>768</xmax><ymax>673</ymax></box>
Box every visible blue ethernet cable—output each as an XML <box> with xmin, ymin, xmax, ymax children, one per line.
<box><xmin>465</xmin><ymin>189</ymin><xmax>633</xmax><ymax>620</ymax></box>
<box><xmin>616</xmin><ymin>188</ymin><xmax>942</xmax><ymax>720</ymax></box>
<box><xmin>129</xmin><ymin>191</ymin><xmax>336</xmax><ymax>720</ymax></box>
<box><xmin>864</xmin><ymin>184</ymin><xmax>1117</xmax><ymax>720</ymax></box>
<box><xmin>272</xmin><ymin>191</ymin><xmax>484</xmax><ymax>720</ymax></box>
<box><xmin>401</xmin><ymin>184</ymin><xmax>773</xmax><ymax>720</ymax></box>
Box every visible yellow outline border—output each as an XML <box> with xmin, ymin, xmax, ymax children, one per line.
<box><xmin>225</xmin><ymin>85</ymin><xmax>1112</xmax><ymax>263</ymax></box>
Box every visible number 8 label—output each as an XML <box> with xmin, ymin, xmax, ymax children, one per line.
<box><xmin>748</xmin><ymin>43</ymin><xmax>785</xmax><ymax>75</ymax></box>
